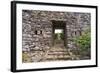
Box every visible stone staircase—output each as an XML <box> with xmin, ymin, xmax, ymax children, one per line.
<box><xmin>42</xmin><ymin>40</ymin><xmax>80</xmax><ymax>62</ymax></box>
<box><xmin>44</xmin><ymin>48</ymin><xmax>71</xmax><ymax>61</ymax></box>
<box><xmin>22</xmin><ymin>39</ymin><xmax>80</xmax><ymax>63</ymax></box>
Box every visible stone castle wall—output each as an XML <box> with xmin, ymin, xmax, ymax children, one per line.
<box><xmin>22</xmin><ymin>10</ymin><xmax>91</xmax><ymax>52</ymax></box>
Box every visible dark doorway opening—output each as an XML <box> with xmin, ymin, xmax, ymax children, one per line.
<box><xmin>51</xmin><ymin>20</ymin><xmax>67</xmax><ymax>48</ymax></box>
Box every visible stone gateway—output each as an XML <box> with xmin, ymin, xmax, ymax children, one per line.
<box><xmin>22</xmin><ymin>10</ymin><xmax>91</xmax><ymax>63</ymax></box>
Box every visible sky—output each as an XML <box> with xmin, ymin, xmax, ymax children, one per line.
<box><xmin>55</xmin><ymin>29</ymin><xmax>63</xmax><ymax>33</ymax></box>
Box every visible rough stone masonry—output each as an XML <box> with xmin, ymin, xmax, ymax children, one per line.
<box><xmin>22</xmin><ymin>10</ymin><xmax>91</xmax><ymax>62</ymax></box>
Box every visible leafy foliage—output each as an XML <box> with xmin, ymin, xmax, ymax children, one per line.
<box><xmin>60</xmin><ymin>33</ymin><xmax>64</xmax><ymax>40</ymax></box>
<box><xmin>74</xmin><ymin>28</ymin><xmax>91</xmax><ymax>58</ymax></box>
<box><xmin>54</xmin><ymin>33</ymin><xmax>64</xmax><ymax>40</ymax></box>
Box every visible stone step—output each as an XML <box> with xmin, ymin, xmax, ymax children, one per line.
<box><xmin>50</xmin><ymin>48</ymin><xmax>68</xmax><ymax>51</ymax></box>
<box><xmin>47</xmin><ymin>51</ymin><xmax>69</xmax><ymax>55</ymax></box>
<box><xmin>45</xmin><ymin>55</ymin><xmax>72</xmax><ymax>60</ymax></box>
<box><xmin>50</xmin><ymin>50</ymin><xmax>68</xmax><ymax>52</ymax></box>
<box><xmin>46</xmin><ymin>58</ymin><xmax>72</xmax><ymax>61</ymax></box>
<box><xmin>46</xmin><ymin>55</ymin><xmax>70</xmax><ymax>58</ymax></box>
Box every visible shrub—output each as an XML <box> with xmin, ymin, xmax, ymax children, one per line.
<box><xmin>74</xmin><ymin>28</ymin><xmax>91</xmax><ymax>58</ymax></box>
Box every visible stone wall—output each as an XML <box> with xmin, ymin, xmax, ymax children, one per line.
<box><xmin>22</xmin><ymin>10</ymin><xmax>91</xmax><ymax>53</ymax></box>
<box><xmin>66</xmin><ymin>13</ymin><xmax>91</xmax><ymax>49</ymax></box>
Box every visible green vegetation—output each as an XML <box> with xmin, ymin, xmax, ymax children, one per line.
<box><xmin>54</xmin><ymin>33</ymin><xmax>64</xmax><ymax>40</ymax></box>
<box><xmin>22</xmin><ymin>52</ymin><xmax>31</xmax><ymax>63</ymax></box>
<box><xmin>74</xmin><ymin>28</ymin><xmax>91</xmax><ymax>58</ymax></box>
<box><xmin>60</xmin><ymin>33</ymin><xmax>64</xmax><ymax>40</ymax></box>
